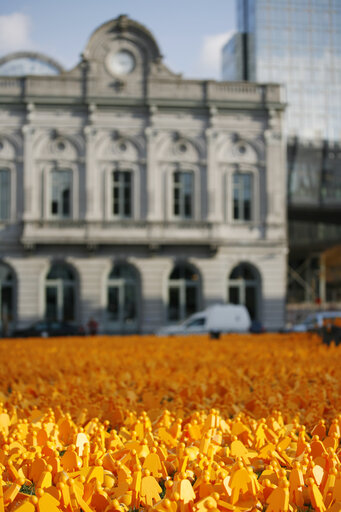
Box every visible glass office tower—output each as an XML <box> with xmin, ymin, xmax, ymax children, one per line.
<box><xmin>223</xmin><ymin>0</ymin><xmax>341</xmax><ymax>313</ymax></box>
<box><xmin>223</xmin><ymin>0</ymin><xmax>341</xmax><ymax>141</ymax></box>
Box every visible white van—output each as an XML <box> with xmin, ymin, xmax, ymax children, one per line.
<box><xmin>157</xmin><ymin>304</ymin><xmax>251</xmax><ymax>336</ymax></box>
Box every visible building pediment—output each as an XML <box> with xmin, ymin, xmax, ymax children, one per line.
<box><xmin>67</xmin><ymin>14</ymin><xmax>178</xmax><ymax>95</ymax></box>
<box><xmin>84</xmin><ymin>15</ymin><xmax>162</xmax><ymax>64</ymax></box>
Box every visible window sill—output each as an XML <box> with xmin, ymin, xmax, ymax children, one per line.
<box><xmin>231</xmin><ymin>219</ymin><xmax>255</xmax><ymax>225</ymax></box>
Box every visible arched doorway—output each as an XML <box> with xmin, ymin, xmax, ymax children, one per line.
<box><xmin>106</xmin><ymin>263</ymin><xmax>139</xmax><ymax>333</ymax></box>
<box><xmin>45</xmin><ymin>263</ymin><xmax>76</xmax><ymax>322</ymax></box>
<box><xmin>227</xmin><ymin>263</ymin><xmax>260</xmax><ymax>321</ymax></box>
<box><xmin>168</xmin><ymin>263</ymin><xmax>200</xmax><ymax>321</ymax></box>
<box><xmin>0</xmin><ymin>263</ymin><xmax>14</xmax><ymax>335</ymax></box>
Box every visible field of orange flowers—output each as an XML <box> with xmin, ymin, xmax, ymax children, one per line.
<box><xmin>0</xmin><ymin>333</ymin><xmax>340</xmax><ymax>512</ymax></box>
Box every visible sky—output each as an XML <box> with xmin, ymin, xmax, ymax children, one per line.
<box><xmin>0</xmin><ymin>1</ymin><xmax>236</xmax><ymax>80</ymax></box>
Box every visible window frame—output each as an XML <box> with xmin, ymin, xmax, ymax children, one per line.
<box><xmin>44</xmin><ymin>263</ymin><xmax>77</xmax><ymax>322</ymax></box>
<box><xmin>172</xmin><ymin>170</ymin><xmax>194</xmax><ymax>220</ymax></box>
<box><xmin>50</xmin><ymin>168</ymin><xmax>73</xmax><ymax>219</ymax></box>
<box><xmin>185</xmin><ymin>316</ymin><xmax>206</xmax><ymax>328</ymax></box>
<box><xmin>226</xmin><ymin>262</ymin><xmax>261</xmax><ymax>322</ymax></box>
<box><xmin>42</xmin><ymin>164</ymin><xmax>78</xmax><ymax>221</ymax></box>
<box><xmin>165</xmin><ymin>164</ymin><xmax>200</xmax><ymax>221</ymax></box>
<box><xmin>167</xmin><ymin>263</ymin><xmax>201</xmax><ymax>322</ymax></box>
<box><xmin>111</xmin><ymin>169</ymin><xmax>133</xmax><ymax>219</ymax></box>
<box><xmin>225</xmin><ymin>165</ymin><xmax>260</xmax><ymax>224</ymax></box>
<box><xmin>104</xmin><ymin>163</ymin><xmax>140</xmax><ymax>221</ymax></box>
<box><xmin>105</xmin><ymin>262</ymin><xmax>140</xmax><ymax>333</ymax></box>
<box><xmin>232</xmin><ymin>171</ymin><xmax>253</xmax><ymax>222</ymax></box>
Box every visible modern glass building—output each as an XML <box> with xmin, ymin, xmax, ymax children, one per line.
<box><xmin>223</xmin><ymin>0</ymin><xmax>341</xmax><ymax>318</ymax></box>
<box><xmin>223</xmin><ymin>0</ymin><xmax>341</xmax><ymax>142</ymax></box>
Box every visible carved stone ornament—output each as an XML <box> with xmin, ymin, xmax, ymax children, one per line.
<box><xmin>0</xmin><ymin>135</ymin><xmax>18</xmax><ymax>159</ymax></box>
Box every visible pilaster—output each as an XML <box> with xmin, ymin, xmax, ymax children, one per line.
<box><xmin>206</xmin><ymin>107</ymin><xmax>222</xmax><ymax>222</ymax></box>
<box><xmin>145</xmin><ymin>106</ymin><xmax>160</xmax><ymax>220</ymax></box>
<box><xmin>22</xmin><ymin>117</ymin><xmax>36</xmax><ymax>221</ymax></box>
<box><xmin>84</xmin><ymin>118</ymin><xmax>99</xmax><ymax>221</ymax></box>
<box><xmin>264</xmin><ymin>109</ymin><xmax>287</xmax><ymax>226</ymax></box>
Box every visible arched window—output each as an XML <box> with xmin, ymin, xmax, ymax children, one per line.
<box><xmin>45</xmin><ymin>263</ymin><xmax>76</xmax><ymax>322</ymax></box>
<box><xmin>107</xmin><ymin>263</ymin><xmax>139</xmax><ymax>332</ymax></box>
<box><xmin>227</xmin><ymin>263</ymin><xmax>260</xmax><ymax>320</ymax></box>
<box><xmin>0</xmin><ymin>263</ymin><xmax>14</xmax><ymax>335</ymax></box>
<box><xmin>168</xmin><ymin>263</ymin><xmax>200</xmax><ymax>321</ymax></box>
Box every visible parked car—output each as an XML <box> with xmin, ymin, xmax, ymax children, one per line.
<box><xmin>12</xmin><ymin>321</ymin><xmax>85</xmax><ymax>338</ymax></box>
<box><xmin>291</xmin><ymin>311</ymin><xmax>341</xmax><ymax>332</ymax></box>
<box><xmin>157</xmin><ymin>304</ymin><xmax>251</xmax><ymax>336</ymax></box>
<box><xmin>249</xmin><ymin>320</ymin><xmax>266</xmax><ymax>334</ymax></box>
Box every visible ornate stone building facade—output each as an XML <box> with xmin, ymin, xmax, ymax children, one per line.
<box><xmin>0</xmin><ymin>16</ymin><xmax>287</xmax><ymax>334</ymax></box>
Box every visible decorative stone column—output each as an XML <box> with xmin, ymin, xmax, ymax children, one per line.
<box><xmin>22</xmin><ymin>123</ymin><xmax>36</xmax><ymax>220</ymax></box>
<box><xmin>264</xmin><ymin>109</ymin><xmax>287</xmax><ymax>226</ymax></box>
<box><xmin>84</xmin><ymin>124</ymin><xmax>99</xmax><ymax>221</ymax></box>
<box><xmin>145</xmin><ymin>122</ymin><xmax>160</xmax><ymax>221</ymax></box>
<box><xmin>205</xmin><ymin>107</ymin><xmax>222</xmax><ymax>222</ymax></box>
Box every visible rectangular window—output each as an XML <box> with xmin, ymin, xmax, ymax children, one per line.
<box><xmin>51</xmin><ymin>170</ymin><xmax>72</xmax><ymax>218</ymax></box>
<box><xmin>112</xmin><ymin>170</ymin><xmax>132</xmax><ymax>218</ymax></box>
<box><xmin>233</xmin><ymin>173</ymin><xmax>253</xmax><ymax>221</ymax></box>
<box><xmin>0</xmin><ymin>169</ymin><xmax>10</xmax><ymax>221</ymax></box>
<box><xmin>173</xmin><ymin>171</ymin><xmax>194</xmax><ymax>219</ymax></box>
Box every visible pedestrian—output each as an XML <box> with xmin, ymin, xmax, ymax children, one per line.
<box><xmin>87</xmin><ymin>317</ymin><xmax>98</xmax><ymax>335</ymax></box>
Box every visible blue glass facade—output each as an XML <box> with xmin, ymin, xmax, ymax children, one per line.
<box><xmin>223</xmin><ymin>0</ymin><xmax>341</xmax><ymax>141</ymax></box>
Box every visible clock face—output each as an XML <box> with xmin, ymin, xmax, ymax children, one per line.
<box><xmin>107</xmin><ymin>50</ymin><xmax>135</xmax><ymax>75</ymax></box>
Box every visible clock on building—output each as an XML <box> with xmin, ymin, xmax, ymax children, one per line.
<box><xmin>106</xmin><ymin>50</ymin><xmax>135</xmax><ymax>75</ymax></box>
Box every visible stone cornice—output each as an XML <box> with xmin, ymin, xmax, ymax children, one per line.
<box><xmin>0</xmin><ymin>76</ymin><xmax>284</xmax><ymax>111</ymax></box>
